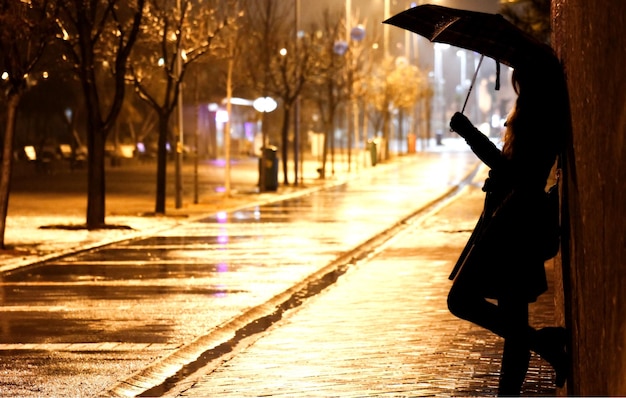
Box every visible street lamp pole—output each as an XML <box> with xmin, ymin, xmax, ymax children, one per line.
<box><xmin>294</xmin><ymin>0</ymin><xmax>301</xmax><ymax>185</ymax></box>
<box><xmin>175</xmin><ymin>0</ymin><xmax>184</xmax><ymax>209</ymax></box>
<box><xmin>193</xmin><ymin>125</ymin><xmax>198</xmax><ymax>204</ymax></box>
<box><xmin>434</xmin><ymin>43</ymin><xmax>449</xmax><ymax>145</ymax></box>
<box><xmin>384</xmin><ymin>0</ymin><xmax>390</xmax><ymax>57</ymax></box>
<box><xmin>346</xmin><ymin>0</ymin><xmax>352</xmax><ymax>173</ymax></box>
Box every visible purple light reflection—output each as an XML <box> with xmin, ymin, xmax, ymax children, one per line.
<box><xmin>216</xmin><ymin>211</ymin><xmax>228</xmax><ymax>222</ymax></box>
<box><xmin>217</xmin><ymin>234</ymin><xmax>228</xmax><ymax>244</ymax></box>
<box><xmin>214</xmin><ymin>282</ymin><xmax>227</xmax><ymax>298</ymax></box>
<box><xmin>215</xmin><ymin>210</ymin><xmax>230</xmax><ymax>297</ymax></box>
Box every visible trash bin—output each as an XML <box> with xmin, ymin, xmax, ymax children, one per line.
<box><xmin>435</xmin><ymin>129</ymin><xmax>443</xmax><ymax>146</ymax></box>
<box><xmin>367</xmin><ymin>139</ymin><xmax>377</xmax><ymax>166</ymax></box>
<box><xmin>258</xmin><ymin>146</ymin><xmax>279</xmax><ymax>191</ymax></box>
<box><xmin>407</xmin><ymin>133</ymin><xmax>416</xmax><ymax>154</ymax></box>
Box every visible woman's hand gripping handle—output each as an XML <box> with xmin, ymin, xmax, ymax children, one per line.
<box><xmin>449</xmin><ymin>112</ymin><xmax>475</xmax><ymax>139</ymax></box>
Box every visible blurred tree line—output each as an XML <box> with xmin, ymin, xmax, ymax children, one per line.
<box><xmin>0</xmin><ymin>0</ymin><xmax>431</xmax><ymax>245</ymax></box>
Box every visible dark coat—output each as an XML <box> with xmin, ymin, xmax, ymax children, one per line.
<box><xmin>449</xmin><ymin>129</ymin><xmax>551</xmax><ymax>303</ymax></box>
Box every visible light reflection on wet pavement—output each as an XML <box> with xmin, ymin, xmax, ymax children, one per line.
<box><xmin>0</xmin><ymin>152</ymin><xmax>478</xmax><ymax>396</ymax></box>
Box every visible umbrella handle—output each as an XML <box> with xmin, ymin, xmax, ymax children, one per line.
<box><xmin>461</xmin><ymin>54</ymin><xmax>485</xmax><ymax>114</ymax></box>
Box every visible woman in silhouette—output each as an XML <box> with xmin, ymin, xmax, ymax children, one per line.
<box><xmin>446</xmin><ymin>60</ymin><xmax>570</xmax><ymax>396</ymax></box>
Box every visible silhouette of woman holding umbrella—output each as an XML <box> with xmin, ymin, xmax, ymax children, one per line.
<box><xmin>447</xmin><ymin>61</ymin><xmax>569</xmax><ymax>395</ymax></box>
<box><xmin>385</xmin><ymin>5</ymin><xmax>571</xmax><ymax>395</ymax></box>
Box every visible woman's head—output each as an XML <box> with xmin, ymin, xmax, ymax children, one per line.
<box><xmin>502</xmin><ymin>59</ymin><xmax>570</xmax><ymax>161</ymax></box>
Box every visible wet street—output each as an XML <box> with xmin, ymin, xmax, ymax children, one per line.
<box><xmin>0</xmin><ymin>148</ymin><xmax>559</xmax><ymax>397</ymax></box>
<box><xmin>0</xmin><ymin>150</ymin><xmax>474</xmax><ymax>396</ymax></box>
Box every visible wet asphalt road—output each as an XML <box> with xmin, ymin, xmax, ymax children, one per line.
<box><xmin>0</xmin><ymin>151</ymin><xmax>478</xmax><ymax>397</ymax></box>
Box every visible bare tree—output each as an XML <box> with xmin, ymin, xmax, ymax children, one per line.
<box><xmin>244</xmin><ymin>0</ymin><xmax>304</xmax><ymax>186</ymax></box>
<box><xmin>266</xmin><ymin>19</ymin><xmax>318</xmax><ymax>185</ymax></box>
<box><xmin>244</xmin><ymin>0</ymin><xmax>289</xmax><ymax>145</ymax></box>
<box><xmin>0</xmin><ymin>0</ymin><xmax>56</xmax><ymax>248</ymax></box>
<box><xmin>56</xmin><ymin>0</ymin><xmax>144</xmax><ymax>229</ymax></box>
<box><xmin>129</xmin><ymin>0</ymin><xmax>240</xmax><ymax>214</ymax></box>
<box><xmin>343</xmin><ymin>21</ymin><xmax>369</xmax><ymax>169</ymax></box>
<box><xmin>306</xmin><ymin>9</ymin><xmax>349</xmax><ymax>179</ymax></box>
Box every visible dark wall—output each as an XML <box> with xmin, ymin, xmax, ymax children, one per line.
<box><xmin>553</xmin><ymin>0</ymin><xmax>626</xmax><ymax>395</ymax></box>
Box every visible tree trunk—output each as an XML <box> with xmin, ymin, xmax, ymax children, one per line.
<box><xmin>74</xmin><ymin>0</ymin><xmax>143</xmax><ymax>229</ymax></box>
<box><xmin>398</xmin><ymin>108</ymin><xmax>405</xmax><ymax>155</ymax></box>
<box><xmin>0</xmin><ymin>93</ymin><xmax>20</xmax><ymax>249</ymax></box>
<box><xmin>155</xmin><ymin>114</ymin><xmax>169</xmax><ymax>214</ymax></box>
<box><xmin>81</xmin><ymin>65</ymin><xmax>107</xmax><ymax>229</ymax></box>
<box><xmin>85</xmin><ymin>122</ymin><xmax>107</xmax><ymax>229</ymax></box>
<box><xmin>382</xmin><ymin>109</ymin><xmax>391</xmax><ymax>161</ymax></box>
<box><xmin>320</xmin><ymin>119</ymin><xmax>332</xmax><ymax>179</ymax></box>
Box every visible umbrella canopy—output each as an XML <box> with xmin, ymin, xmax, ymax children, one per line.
<box><xmin>383</xmin><ymin>4</ymin><xmax>557</xmax><ymax>69</ymax></box>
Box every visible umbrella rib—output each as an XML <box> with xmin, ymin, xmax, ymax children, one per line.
<box><xmin>431</xmin><ymin>17</ymin><xmax>461</xmax><ymax>41</ymax></box>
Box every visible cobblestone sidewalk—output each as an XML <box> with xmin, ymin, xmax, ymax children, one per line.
<box><xmin>172</xmin><ymin>185</ymin><xmax>561</xmax><ymax>397</ymax></box>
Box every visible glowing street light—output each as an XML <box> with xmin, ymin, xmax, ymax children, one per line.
<box><xmin>254</xmin><ymin>96</ymin><xmax>277</xmax><ymax>149</ymax></box>
<box><xmin>253</xmin><ymin>97</ymin><xmax>277</xmax><ymax>114</ymax></box>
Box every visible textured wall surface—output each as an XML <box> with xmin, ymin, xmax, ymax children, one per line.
<box><xmin>552</xmin><ymin>0</ymin><xmax>626</xmax><ymax>395</ymax></box>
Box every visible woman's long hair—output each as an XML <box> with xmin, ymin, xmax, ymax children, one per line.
<box><xmin>501</xmin><ymin>60</ymin><xmax>570</xmax><ymax>175</ymax></box>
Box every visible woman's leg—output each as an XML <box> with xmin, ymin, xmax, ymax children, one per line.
<box><xmin>497</xmin><ymin>298</ymin><xmax>531</xmax><ymax>396</ymax></box>
<box><xmin>448</xmin><ymin>281</ymin><xmax>531</xmax><ymax>395</ymax></box>
<box><xmin>448</xmin><ymin>281</ymin><xmax>568</xmax><ymax>388</ymax></box>
<box><xmin>448</xmin><ymin>279</ymin><xmax>511</xmax><ymax>337</ymax></box>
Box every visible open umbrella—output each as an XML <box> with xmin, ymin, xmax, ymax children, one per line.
<box><xmin>384</xmin><ymin>4</ymin><xmax>559</xmax><ymax>114</ymax></box>
<box><xmin>383</xmin><ymin>4</ymin><xmax>557</xmax><ymax>69</ymax></box>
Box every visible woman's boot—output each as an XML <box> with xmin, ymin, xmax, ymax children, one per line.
<box><xmin>533</xmin><ymin>326</ymin><xmax>569</xmax><ymax>387</ymax></box>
